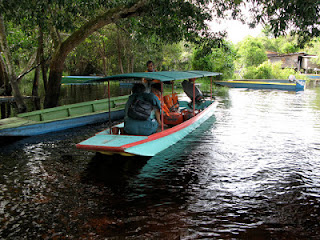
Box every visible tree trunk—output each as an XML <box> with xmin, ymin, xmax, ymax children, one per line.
<box><xmin>44</xmin><ymin>54</ymin><xmax>64</xmax><ymax>108</ymax></box>
<box><xmin>19</xmin><ymin>51</ymin><xmax>37</xmax><ymax>82</ymax></box>
<box><xmin>0</xmin><ymin>53</ymin><xmax>5</xmax><ymax>89</ymax></box>
<box><xmin>39</xmin><ymin>25</ymin><xmax>48</xmax><ymax>93</ymax></box>
<box><xmin>9</xmin><ymin>75</ymin><xmax>26</xmax><ymax>112</ymax></box>
<box><xmin>0</xmin><ymin>16</ymin><xmax>26</xmax><ymax>113</ymax></box>
<box><xmin>44</xmin><ymin>0</ymin><xmax>148</xmax><ymax>108</ymax></box>
<box><xmin>1</xmin><ymin>103</ymin><xmax>5</xmax><ymax>119</ymax></box>
<box><xmin>0</xmin><ymin>54</ymin><xmax>11</xmax><ymax>95</ymax></box>
<box><xmin>131</xmin><ymin>56</ymin><xmax>135</xmax><ymax>73</ymax></box>
<box><xmin>101</xmin><ymin>38</ymin><xmax>107</xmax><ymax>75</ymax></box>
<box><xmin>117</xmin><ymin>30</ymin><xmax>124</xmax><ymax>74</ymax></box>
<box><xmin>32</xmin><ymin>48</ymin><xmax>41</xmax><ymax>110</ymax></box>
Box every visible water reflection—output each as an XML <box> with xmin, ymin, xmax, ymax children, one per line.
<box><xmin>1</xmin><ymin>86</ymin><xmax>320</xmax><ymax>239</ymax></box>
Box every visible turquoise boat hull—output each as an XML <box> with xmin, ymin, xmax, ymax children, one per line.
<box><xmin>76</xmin><ymin>100</ymin><xmax>218</xmax><ymax>157</ymax></box>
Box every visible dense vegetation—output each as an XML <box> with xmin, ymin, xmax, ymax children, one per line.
<box><xmin>0</xmin><ymin>0</ymin><xmax>320</xmax><ymax>112</ymax></box>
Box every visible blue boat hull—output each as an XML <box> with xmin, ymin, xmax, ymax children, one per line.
<box><xmin>0</xmin><ymin>110</ymin><xmax>124</xmax><ymax>137</ymax></box>
<box><xmin>214</xmin><ymin>80</ymin><xmax>305</xmax><ymax>91</ymax></box>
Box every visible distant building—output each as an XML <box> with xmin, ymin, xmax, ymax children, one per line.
<box><xmin>267</xmin><ymin>51</ymin><xmax>319</xmax><ymax>73</ymax></box>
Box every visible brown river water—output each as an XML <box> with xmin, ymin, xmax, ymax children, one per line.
<box><xmin>1</xmin><ymin>84</ymin><xmax>320</xmax><ymax>239</ymax></box>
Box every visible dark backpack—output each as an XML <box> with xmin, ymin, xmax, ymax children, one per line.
<box><xmin>128</xmin><ymin>96</ymin><xmax>153</xmax><ymax>120</ymax></box>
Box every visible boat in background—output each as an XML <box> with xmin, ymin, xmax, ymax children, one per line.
<box><xmin>61</xmin><ymin>75</ymin><xmax>104</xmax><ymax>84</ymax></box>
<box><xmin>214</xmin><ymin>79</ymin><xmax>306</xmax><ymax>91</ymax></box>
<box><xmin>76</xmin><ymin>71</ymin><xmax>221</xmax><ymax>157</ymax></box>
<box><xmin>0</xmin><ymin>95</ymin><xmax>128</xmax><ymax>137</ymax></box>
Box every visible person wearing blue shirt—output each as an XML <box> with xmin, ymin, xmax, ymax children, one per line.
<box><xmin>124</xmin><ymin>83</ymin><xmax>161</xmax><ymax>135</ymax></box>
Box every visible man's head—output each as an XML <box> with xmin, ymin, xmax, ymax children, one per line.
<box><xmin>146</xmin><ymin>60</ymin><xmax>155</xmax><ymax>72</ymax></box>
<box><xmin>132</xmin><ymin>83</ymin><xmax>146</xmax><ymax>94</ymax></box>
<box><xmin>151</xmin><ymin>83</ymin><xmax>161</xmax><ymax>94</ymax></box>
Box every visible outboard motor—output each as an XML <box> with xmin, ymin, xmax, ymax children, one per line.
<box><xmin>288</xmin><ymin>75</ymin><xmax>296</xmax><ymax>82</ymax></box>
<box><xmin>181</xmin><ymin>80</ymin><xmax>203</xmax><ymax>103</ymax></box>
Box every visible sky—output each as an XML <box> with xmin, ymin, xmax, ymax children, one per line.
<box><xmin>209</xmin><ymin>19</ymin><xmax>263</xmax><ymax>44</ymax></box>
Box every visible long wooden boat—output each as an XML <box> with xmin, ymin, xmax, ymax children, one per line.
<box><xmin>76</xmin><ymin>71</ymin><xmax>221</xmax><ymax>157</ymax></box>
<box><xmin>214</xmin><ymin>79</ymin><xmax>306</xmax><ymax>91</ymax></box>
<box><xmin>0</xmin><ymin>95</ymin><xmax>128</xmax><ymax>136</ymax></box>
<box><xmin>61</xmin><ymin>75</ymin><xmax>103</xmax><ymax>84</ymax></box>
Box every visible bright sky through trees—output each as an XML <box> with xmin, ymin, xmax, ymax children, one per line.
<box><xmin>209</xmin><ymin>19</ymin><xmax>263</xmax><ymax>43</ymax></box>
<box><xmin>208</xmin><ymin>4</ymin><xmax>263</xmax><ymax>44</ymax></box>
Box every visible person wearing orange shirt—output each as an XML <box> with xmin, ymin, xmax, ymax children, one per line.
<box><xmin>146</xmin><ymin>60</ymin><xmax>156</xmax><ymax>73</ymax></box>
<box><xmin>151</xmin><ymin>83</ymin><xmax>170</xmax><ymax>117</ymax></box>
<box><xmin>143</xmin><ymin>61</ymin><xmax>161</xmax><ymax>92</ymax></box>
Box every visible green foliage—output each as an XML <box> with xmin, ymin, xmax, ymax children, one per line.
<box><xmin>236</xmin><ymin>36</ymin><xmax>267</xmax><ymax>67</ymax></box>
<box><xmin>245</xmin><ymin>0</ymin><xmax>320</xmax><ymax>47</ymax></box>
<box><xmin>191</xmin><ymin>41</ymin><xmax>235</xmax><ymax>79</ymax></box>
<box><xmin>0</xmin><ymin>0</ymin><xmax>117</xmax><ymax>31</ymax></box>
<box><xmin>4</xmin><ymin>22</ymin><xmax>38</xmax><ymax>71</ymax></box>
<box><xmin>303</xmin><ymin>38</ymin><xmax>320</xmax><ymax>65</ymax></box>
<box><xmin>260</xmin><ymin>32</ymin><xmax>301</xmax><ymax>54</ymax></box>
<box><xmin>243</xmin><ymin>61</ymin><xmax>296</xmax><ymax>79</ymax></box>
<box><xmin>136</xmin><ymin>0</ymin><xmax>213</xmax><ymax>44</ymax></box>
<box><xmin>1</xmin><ymin>0</ymin><xmax>320</xmax><ymax>108</ymax></box>
<box><xmin>64</xmin><ymin>24</ymin><xmax>194</xmax><ymax>76</ymax></box>
<box><xmin>160</xmin><ymin>42</ymin><xmax>193</xmax><ymax>71</ymax></box>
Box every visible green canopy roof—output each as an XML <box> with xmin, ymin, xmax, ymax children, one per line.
<box><xmin>86</xmin><ymin>71</ymin><xmax>221</xmax><ymax>83</ymax></box>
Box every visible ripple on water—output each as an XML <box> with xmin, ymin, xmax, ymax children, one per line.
<box><xmin>1</xmin><ymin>88</ymin><xmax>320</xmax><ymax>239</ymax></box>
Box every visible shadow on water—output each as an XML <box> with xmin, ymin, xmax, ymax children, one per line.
<box><xmin>0</xmin><ymin>136</ymin><xmax>25</xmax><ymax>146</ymax></box>
<box><xmin>82</xmin><ymin>153</ymin><xmax>150</xmax><ymax>189</ymax></box>
<box><xmin>82</xmin><ymin>114</ymin><xmax>218</xmax><ymax>188</ymax></box>
<box><xmin>0</xmin><ymin>121</ymin><xmax>112</xmax><ymax>154</ymax></box>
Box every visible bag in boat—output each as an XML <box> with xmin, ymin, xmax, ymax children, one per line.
<box><xmin>128</xmin><ymin>97</ymin><xmax>153</xmax><ymax>120</ymax></box>
<box><xmin>182</xmin><ymin>109</ymin><xmax>200</xmax><ymax>121</ymax></box>
<box><xmin>164</xmin><ymin>112</ymin><xmax>184</xmax><ymax>125</ymax></box>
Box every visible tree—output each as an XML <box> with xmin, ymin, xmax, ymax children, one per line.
<box><xmin>191</xmin><ymin>40</ymin><xmax>236</xmax><ymax>79</ymax></box>
<box><xmin>304</xmin><ymin>38</ymin><xmax>320</xmax><ymax>65</ymax></box>
<box><xmin>44</xmin><ymin>1</ymin><xmax>150</xmax><ymax>108</ymax></box>
<box><xmin>260</xmin><ymin>29</ymin><xmax>301</xmax><ymax>54</ymax></box>
<box><xmin>236</xmin><ymin>36</ymin><xmax>267</xmax><ymax>67</ymax></box>
<box><xmin>244</xmin><ymin>0</ymin><xmax>320</xmax><ymax>47</ymax></box>
<box><xmin>42</xmin><ymin>0</ymin><xmax>216</xmax><ymax>108</ymax></box>
<box><xmin>1</xmin><ymin>0</ymin><xmax>320</xmax><ymax>109</ymax></box>
<box><xmin>0</xmin><ymin>16</ymin><xmax>27</xmax><ymax>112</ymax></box>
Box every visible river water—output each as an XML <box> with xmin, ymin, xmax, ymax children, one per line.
<box><xmin>1</xmin><ymin>84</ymin><xmax>320</xmax><ymax>239</ymax></box>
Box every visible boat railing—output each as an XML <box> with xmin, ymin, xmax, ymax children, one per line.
<box><xmin>17</xmin><ymin>95</ymin><xmax>129</xmax><ymax>122</ymax></box>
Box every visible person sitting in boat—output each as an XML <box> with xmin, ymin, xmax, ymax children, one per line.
<box><xmin>288</xmin><ymin>74</ymin><xmax>296</xmax><ymax>82</ymax></box>
<box><xmin>146</xmin><ymin>60</ymin><xmax>157</xmax><ymax>73</ymax></box>
<box><xmin>124</xmin><ymin>83</ymin><xmax>161</xmax><ymax>135</ymax></box>
<box><xmin>142</xmin><ymin>60</ymin><xmax>159</xmax><ymax>92</ymax></box>
<box><xmin>151</xmin><ymin>83</ymin><xmax>171</xmax><ymax>117</ymax></box>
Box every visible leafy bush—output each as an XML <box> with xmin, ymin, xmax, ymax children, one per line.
<box><xmin>243</xmin><ymin>61</ymin><xmax>296</xmax><ymax>79</ymax></box>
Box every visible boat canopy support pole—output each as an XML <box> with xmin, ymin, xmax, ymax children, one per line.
<box><xmin>108</xmin><ymin>79</ymin><xmax>112</xmax><ymax>134</ymax></box>
<box><xmin>192</xmin><ymin>78</ymin><xmax>196</xmax><ymax>116</ymax></box>
<box><xmin>161</xmin><ymin>82</ymin><xmax>164</xmax><ymax>131</ymax></box>
<box><xmin>210</xmin><ymin>76</ymin><xmax>213</xmax><ymax>101</ymax></box>
<box><xmin>171</xmin><ymin>81</ymin><xmax>174</xmax><ymax>95</ymax></box>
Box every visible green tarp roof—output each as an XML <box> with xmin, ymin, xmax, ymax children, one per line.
<box><xmin>86</xmin><ymin>71</ymin><xmax>221</xmax><ymax>83</ymax></box>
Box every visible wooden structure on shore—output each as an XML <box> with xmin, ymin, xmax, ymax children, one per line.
<box><xmin>0</xmin><ymin>96</ymin><xmax>38</xmax><ymax>119</ymax></box>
